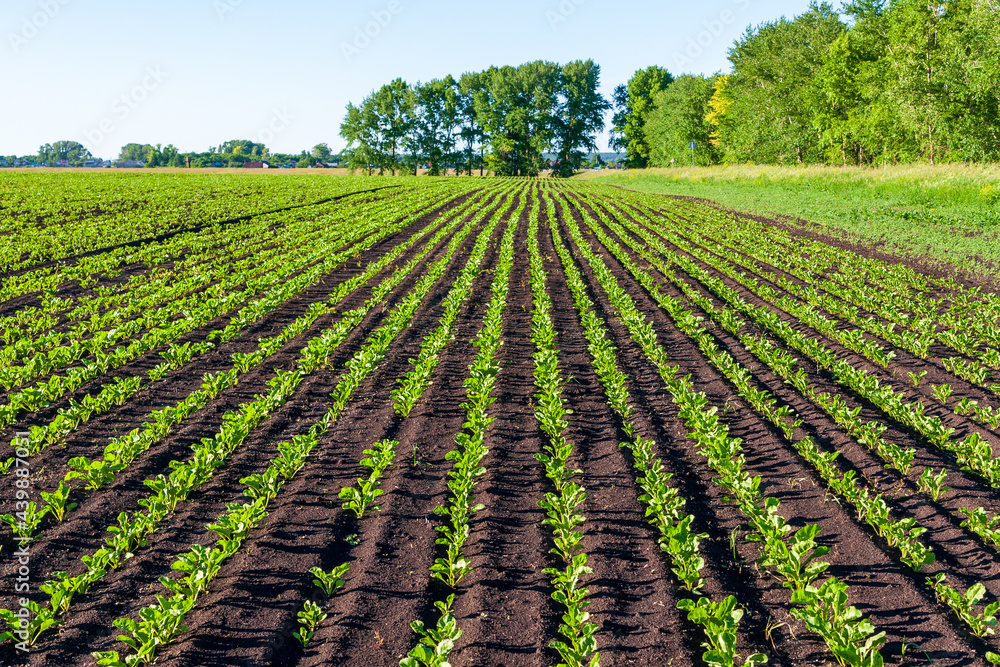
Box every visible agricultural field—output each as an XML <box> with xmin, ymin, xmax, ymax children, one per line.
<box><xmin>0</xmin><ymin>174</ymin><xmax>1000</xmax><ymax>666</ymax></box>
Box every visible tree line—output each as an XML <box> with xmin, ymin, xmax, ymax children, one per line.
<box><xmin>117</xmin><ymin>141</ymin><xmax>339</xmax><ymax>168</ymax></box>
<box><xmin>14</xmin><ymin>1</ymin><xmax>997</xmax><ymax>173</ymax></box>
<box><xmin>339</xmin><ymin>59</ymin><xmax>609</xmax><ymax>177</ymax></box>
<box><xmin>3</xmin><ymin>141</ymin><xmax>340</xmax><ymax>168</ymax></box>
<box><xmin>615</xmin><ymin>0</ymin><xmax>1000</xmax><ymax>167</ymax></box>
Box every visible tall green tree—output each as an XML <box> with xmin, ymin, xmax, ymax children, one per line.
<box><xmin>340</xmin><ymin>79</ymin><xmax>415</xmax><ymax>175</ymax></box>
<box><xmin>814</xmin><ymin>29</ymin><xmax>876</xmax><ymax>163</ymax></box>
<box><xmin>610</xmin><ymin>66</ymin><xmax>673</xmax><ymax>168</ymax></box>
<box><xmin>938</xmin><ymin>0</ymin><xmax>1000</xmax><ymax>161</ymax></box>
<box><xmin>477</xmin><ymin>61</ymin><xmax>561</xmax><ymax>176</ymax></box>
<box><xmin>714</xmin><ymin>2</ymin><xmax>845</xmax><ymax>164</ymax></box>
<box><xmin>882</xmin><ymin>0</ymin><xmax>950</xmax><ymax>163</ymax></box>
<box><xmin>411</xmin><ymin>76</ymin><xmax>461</xmax><ymax>175</ymax></box>
<box><xmin>457</xmin><ymin>71</ymin><xmax>488</xmax><ymax>176</ymax></box>
<box><xmin>371</xmin><ymin>78</ymin><xmax>414</xmax><ymax>174</ymax></box>
<box><xmin>340</xmin><ymin>99</ymin><xmax>380</xmax><ymax>175</ymax></box>
<box><xmin>312</xmin><ymin>143</ymin><xmax>332</xmax><ymax>162</ymax></box>
<box><xmin>644</xmin><ymin>75</ymin><xmax>717</xmax><ymax>167</ymax></box>
<box><xmin>552</xmin><ymin>60</ymin><xmax>610</xmax><ymax>178</ymax></box>
<box><xmin>813</xmin><ymin>0</ymin><xmax>912</xmax><ymax>164</ymax></box>
<box><xmin>118</xmin><ymin>143</ymin><xmax>153</xmax><ymax>164</ymax></box>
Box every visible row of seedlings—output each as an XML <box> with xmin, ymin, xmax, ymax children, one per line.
<box><xmin>543</xmin><ymin>188</ymin><xmax>767</xmax><ymax>667</ymax></box>
<box><xmin>398</xmin><ymin>191</ymin><xmax>523</xmax><ymax>666</ymax></box>
<box><xmin>0</xmin><ymin>189</ymin><xmax>490</xmax><ymax>648</ymax></box>
<box><xmin>525</xmin><ymin>193</ymin><xmax>602</xmax><ymax>667</ymax></box>
<box><xmin>0</xmin><ymin>185</ymin><xmax>491</xmax><ymax>550</ymax></box>
<box><xmin>575</xmin><ymin>191</ymin><xmax>1000</xmax><ymax>652</ymax></box>
<box><xmin>557</xmin><ymin>191</ymin><xmax>888</xmax><ymax>667</ymax></box>
<box><xmin>87</xmin><ymin>186</ymin><xmax>513</xmax><ymax>665</ymax></box>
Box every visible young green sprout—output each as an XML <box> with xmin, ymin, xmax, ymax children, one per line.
<box><xmin>310</xmin><ymin>563</ymin><xmax>350</xmax><ymax>597</ymax></box>
<box><xmin>918</xmin><ymin>467</ymin><xmax>952</xmax><ymax>501</ymax></box>
<box><xmin>293</xmin><ymin>600</ymin><xmax>328</xmax><ymax>648</ymax></box>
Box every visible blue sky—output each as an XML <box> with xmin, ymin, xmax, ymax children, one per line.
<box><xmin>2</xmin><ymin>0</ymin><xmax>818</xmax><ymax>158</ymax></box>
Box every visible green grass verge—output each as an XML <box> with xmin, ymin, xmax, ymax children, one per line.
<box><xmin>577</xmin><ymin>165</ymin><xmax>1000</xmax><ymax>283</ymax></box>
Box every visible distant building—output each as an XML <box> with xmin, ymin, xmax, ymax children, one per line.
<box><xmin>115</xmin><ymin>160</ymin><xmax>145</xmax><ymax>168</ymax></box>
<box><xmin>243</xmin><ymin>161</ymin><xmax>270</xmax><ymax>169</ymax></box>
<box><xmin>83</xmin><ymin>159</ymin><xmax>104</xmax><ymax>168</ymax></box>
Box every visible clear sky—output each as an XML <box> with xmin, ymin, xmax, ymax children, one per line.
<box><xmin>2</xmin><ymin>0</ymin><xmax>819</xmax><ymax>159</ymax></box>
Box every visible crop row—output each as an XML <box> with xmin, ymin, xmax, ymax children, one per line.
<box><xmin>399</xmin><ymin>188</ymin><xmax>523</xmax><ymax>666</ymax></box>
<box><xmin>526</xmin><ymin>191</ymin><xmax>601</xmax><ymax>667</ymax></box>
<box><xmin>0</xmin><ymin>185</ymin><xmax>498</xmax><ymax>649</ymax></box>
<box><xmin>87</xmin><ymin>186</ymin><xmax>509</xmax><ymax>665</ymax></box>
<box><xmin>0</xmin><ymin>186</ymin><xmax>491</xmax><ymax>554</ymax></box>
<box><xmin>559</xmin><ymin>189</ymin><xmax>888</xmax><ymax>666</ymax></box>
<box><xmin>572</xmin><ymin>188</ymin><xmax>1000</xmax><ymax>649</ymax></box>
<box><xmin>541</xmin><ymin>187</ymin><xmax>766</xmax><ymax>667</ymax></box>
